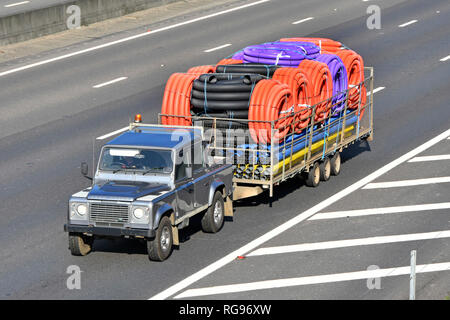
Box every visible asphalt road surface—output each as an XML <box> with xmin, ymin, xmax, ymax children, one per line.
<box><xmin>0</xmin><ymin>0</ymin><xmax>449</xmax><ymax>300</ymax></box>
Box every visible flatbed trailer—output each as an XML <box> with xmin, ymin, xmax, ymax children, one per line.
<box><xmin>159</xmin><ymin>67</ymin><xmax>374</xmax><ymax>201</ymax></box>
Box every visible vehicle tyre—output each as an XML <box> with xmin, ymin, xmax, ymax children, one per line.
<box><xmin>305</xmin><ymin>162</ymin><xmax>320</xmax><ymax>187</ymax></box>
<box><xmin>319</xmin><ymin>157</ymin><xmax>331</xmax><ymax>181</ymax></box>
<box><xmin>330</xmin><ymin>152</ymin><xmax>341</xmax><ymax>176</ymax></box>
<box><xmin>147</xmin><ymin>216</ymin><xmax>173</xmax><ymax>261</ymax></box>
<box><xmin>201</xmin><ymin>192</ymin><xmax>225</xmax><ymax>233</ymax></box>
<box><xmin>68</xmin><ymin>232</ymin><xmax>94</xmax><ymax>256</ymax></box>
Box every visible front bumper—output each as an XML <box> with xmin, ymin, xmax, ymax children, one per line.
<box><xmin>64</xmin><ymin>223</ymin><xmax>155</xmax><ymax>238</ymax></box>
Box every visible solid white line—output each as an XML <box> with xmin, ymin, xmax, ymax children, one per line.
<box><xmin>204</xmin><ymin>43</ymin><xmax>232</xmax><ymax>53</ymax></box>
<box><xmin>367</xmin><ymin>86</ymin><xmax>385</xmax><ymax>96</ymax></box>
<box><xmin>248</xmin><ymin>230</ymin><xmax>450</xmax><ymax>257</ymax></box>
<box><xmin>175</xmin><ymin>262</ymin><xmax>450</xmax><ymax>299</ymax></box>
<box><xmin>398</xmin><ymin>19</ymin><xmax>418</xmax><ymax>28</ymax></box>
<box><xmin>96</xmin><ymin>126</ymin><xmax>129</xmax><ymax>140</ymax></box>
<box><xmin>309</xmin><ymin>202</ymin><xmax>450</xmax><ymax>220</ymax></box>
<box><xmin>93</xmin><ymin>76</ymin><xmax>128</xmax><ymax>88</ymax></box>
<box><xmin>363</xmin><ymin>176</ymin><xmax>450</xmax><ymax>189</ymax></box>
<box><xmin>4</xmin><ymin>1</ymin><xmax>30</xmax><ymax>7</ymax></box>
<box><xmin>0</xmin><ymin>0</ymin><xmax>270</xmax><ymax>77</ymax></box>
<box><xmin>292</xmin><ymin>17</ymin><xmax>314</xmax><ymax>25</ymax></box>
<box><xmin>408</xmin><ymin>154</ymin><xmax>450</xmax><ymax>162</ymax></box>
<box><xmin>440</xmin><ymin>55</ymin><xmax>450</xmax><ymax>62</ymax></box>
<box><xmin>149</xmin><ymin>127</ymin><xmax>450</xmax><ymax>300</ymax></box>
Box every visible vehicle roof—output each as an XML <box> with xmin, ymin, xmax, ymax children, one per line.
<box><xmin>105</xmin><ymin>126</ymin><xmax>202</xmax><ymax>149</ymax></box>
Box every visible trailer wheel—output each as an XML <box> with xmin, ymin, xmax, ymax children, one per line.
<box><xmin>320</xmin><ymin>157</ymin><xmax>331</xmax><ymax>181</ymax></box>
<box><xmin>68</xmin><ymin>232</ymin><xmax>93</xmax><ymax>256</ymax></box>
<box><xmin>330</xmin><ymin>152</ymin><xmax>341</xmax><ymax>176</ymax></box>
<box><xmin>147</xmin><ymin>216</ymin><xmax>173</xmax><ymax>261</ymax></box>
<box><xmin>305</xmin><ymin>162</ymin><xmax>320</xmax><ymax>187</ymax></box>
<box><xmin>201</xmin><ymin>191</ymin><xmax>225</xmax><ymax>233</ymax></box>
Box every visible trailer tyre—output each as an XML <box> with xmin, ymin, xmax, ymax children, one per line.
<box><xmin>201</xmin><ymin>192</ymin><xmax>225</xmax><ymax>233</ymax></box>
<box><xmin>319</xmin><ymin>157</ymin><xmax>331</xmax><ymax>181</ymax></box>
<box><xmin>330</xmin><ymin>152</ymin><xmax>341</xmax><ymax>176</ymax></box>
<box><xmin>305</xmin><ymin>162</ymin><xmax>320</xmax><ymax>187</ymax></box>
<box><xmin>68</xmin><ymin>232</ymin><xmax>93</xmax><ymax>256</ymax></box>
<box><xmin>147</xmin><ymin>216</ymin><xmax>173</xmax><ymax>261</ymax></box>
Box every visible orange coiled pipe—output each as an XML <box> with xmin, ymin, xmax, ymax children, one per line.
<box><xmin>187</xmin><ymin>65</ymin><xmax>216</xmax><ymax>74</ymax></box>
<box><xmin>298</xmin><ymin>59</ymin><xmax>333</xmax><ymax>123</ymax></box>
<box><xmin>280</xmin><ymin>37</ymin><xmax>342</xmax><ymax>53</ymax></box>
<box><xmin>161</xmin><ymin>73</ymin><xmax>199</xmax><ymax>126</ymax></box>
<box><xmin>272</xmin><ymin>67</ymin><xmax>312</xmax><ymax>131</ymax></box>
<box><xmin>216</xmin><ymin>58</ymin><xmax>243</xmax><ymax>65</ymax></box>
<box><xmin>335</xmin><ymin>49</ymin><xmax>366</xmax><ymax>116</ymax></box>
<box><xmin>248</xmin><ymin>79</ymin><xmax>293</xmax><ymax>144</ymax></box>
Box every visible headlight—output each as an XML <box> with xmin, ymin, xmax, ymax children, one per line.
<box><xmin>76</xmin><ymin>204</ymin><xmax>87</xmax><ymax>216</ymax></box>
<box><xmin>70</xmin><ymin>201</ymin><xmax>89</xmax><ymax>222</ymax></box>
<box><xmin>131</xmin><ymin>206</ymin><xmax>150</xmax><ymax>224</ymax></box>
<box><xmin>133</xmin><ymin>207</ymin><xmax>145</xmax><ymax>219</ymax></box>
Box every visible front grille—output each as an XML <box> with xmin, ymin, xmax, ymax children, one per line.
<box><xmin>89</xmin><ymin>203</ymin><xmax>129</xmax><ymax>225</ymax></box>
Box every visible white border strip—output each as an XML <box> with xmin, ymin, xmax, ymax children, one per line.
<box><xmin>292</xmin><ymin>17</ymin><xmax>314</xmax><ymax>25</ymax></box>
<box><xmin>0</xmin><ymin>0</ymin><xmax>270</xmax><ymax>77</ymax></box>
<box><xmin>93</xmin><ymin>76</ymin><xmax>127</xmax><ymax>88</ymax></box>
<box><xmin>96</xmin><ymin>126</ymin><xmax>129</xmax><ymax>140</ymax></box>
<box><xmin>204</xmin><ymin>43</ymin><xmax>232</xmax><ymax>53</ymax></box>
<box><xmin>247</xmin><ymin>230</ymin><xmax>450</xmax><ymax>257</ymax></box>
<box><xmin>309</xmin><ymin>202</ymin><xmax>450</xmax><ymax>220</ymax></box>
<box><xmin>440</xmin><ymin>55</ymin><xmax>450</xmax><ymax>62</ymax></box>
<box><xmin>149</xmin><ymin>127</ymin><xmax>450</xmax><ymax>300</ymax></box>
<box><xmin>175</xmin><ymin>262</ymin><xmax>450</xmax><ymax>299</ymax></box>
<box><xmin>398</xmin><ymin>20</ymin><xmax>418</xmax><ymax>28</ymax></box>
<box><xmin>368</xmin><ymin>86</ymin><xmax>385</xmax><ymax>95</ymax></box>
<box><xmin>362</xmin><ymin>176</ymin><xmax>450</xmax><ymax>189</ymax></box>
<box><xmin>408</xmin><ymin>154</ymin><xmax>450</xmax><ymax>162</ymax></box>
<box><xmin>4</xmin><ymin>1</ymin><xmax>30</xmax><ymax>7</ymax></box>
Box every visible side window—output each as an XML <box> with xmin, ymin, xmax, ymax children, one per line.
<box><xmin>193</xmin><ymin>142</ymin><xmax>203</xmax><ymax>172</ymax></box>
<box><xmin>175</xmin><ymin>148</ymin><xmax>191</xmax><ymax>181</ymax></box>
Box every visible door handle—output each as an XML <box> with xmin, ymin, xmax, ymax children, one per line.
<box><xmin>203</xmin><ymin>182</ymin><xmax>209</xmax><ymax>187</ymax></box>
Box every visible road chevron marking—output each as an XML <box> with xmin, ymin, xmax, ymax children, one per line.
<box><xmin>174</xmin><ymin>262</ymin><xmax>450</xmax><ymax>299</ymax></box>
<box><xmin>149</xmin><ymin>127</ymin><xmax>450</xmax><ymax>300</ymax></box>
<box><xmin>247</xmin><ymin>230</ymin><xmax>450</xmax><ymax>257</ymax></box>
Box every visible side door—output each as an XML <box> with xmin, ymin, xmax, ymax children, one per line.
<box><xmin>192</xmin><ymin>141</ymin><xmax>211</xmax><ymax>208</ymax></box>
<box><xmin>174</xmin><ymin>147</ymin><xmax>194</xmax><ymax>218</ymax></box>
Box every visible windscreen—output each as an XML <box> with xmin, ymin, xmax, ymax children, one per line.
<box><xmin>100</xmin><ymin>147</ymin><xmax>173</xmax><ymax>174</ymax></box>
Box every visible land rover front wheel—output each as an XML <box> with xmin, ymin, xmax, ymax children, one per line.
<box><xmin>68</xmin><ymin>232</ymin><xmax>94</xmax><ymax>256</ymax></box>
<box><xmin>201</xmin><ymin>191</ymin><xmax>225</xmax><ymax>233</ymax></box>
<box><xmin>147</xmin><ymin>216</ymin><xmax>173</xmax><ymax>261</ymax></box>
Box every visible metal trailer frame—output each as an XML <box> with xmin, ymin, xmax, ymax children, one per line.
<box><xmin>159</xmin><ymin>67</ymin><xmax>374</xmax><ymax>200</ymax></box>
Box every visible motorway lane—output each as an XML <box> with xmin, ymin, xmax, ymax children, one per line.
<box><xmin>0</xmin><ymin>0</ymin><xmax>449</xmax><ymax>299</ymax></box>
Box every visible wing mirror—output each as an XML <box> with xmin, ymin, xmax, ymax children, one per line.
<box><xmin>81</xmin><ymin>162</ymin><xmax>93</xmax><ymax>181</ymax></box>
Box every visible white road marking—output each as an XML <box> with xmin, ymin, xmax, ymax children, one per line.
<box><xmin>440</xmin><ymin>55</ymin><xmax>450</xmax><ymax>62</ymax></box>
<box><xmin>368</xmin><ymin>86</ymin><xmax>385</xmax><ymax>95</ymax></box>
<box><xmin>4</xmin><ymin>1</ymin><xmax>30</xmax><ymax>7</ymax></box>
<box><xmin>292</xmin><ymin>17</ymin><xmax>314</xmax><ymax>25</ymax></box>
<box><xmin>309</xmin><ymin>202</ymin><xmax>450</xmax><ymax>220</ymax></box>
<box><xmin>149</xmin><ymin>127</ymin><xmax>450</xmax><ymax>300</ymax></box>
<box><xmin>363</xmin><ymin>176</ymin><xmax>450</xmax><ymax>189</ymax></box>
<box><xmin>204</xmin><ymin>43</ymin><xmax>232</xmax><ymax>53</ymax></box>
<box><xmin>247</xmin><ymin>230</ymin><xmax>450</xmax><ymax>257</ymax></box>
<box><xmin>93</xmin><ymin>76</ymin><xmax>128</xmax><ymax>88</ymax></box>
<box><xmin>96</xmin><ymin>126</ymin><xmax>129</xmax><ymax>140</ymax></box>
<box><xmin>0</xmin><ymin>0</ymin><xmax>270</xmax><ymax>77</ymax></box>
<box><xmin>408</xmin><ymin>154</ymin><xmax>450</xmax><ymax>162</ymax></box>
<box><xmin>174</xmin><ymin>262</ymin><xmax>450</xmax><ymax>299</ymax></box>
<box><xmin>398</xmin><ymin>20</ymin><xmax>418</xmax><ymax>28</ymax></box>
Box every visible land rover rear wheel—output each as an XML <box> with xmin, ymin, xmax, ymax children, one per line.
<box><xmin>201</xmin><ymin>191</ymin><xmax>225</xmax><ymax>233</ymax></box>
